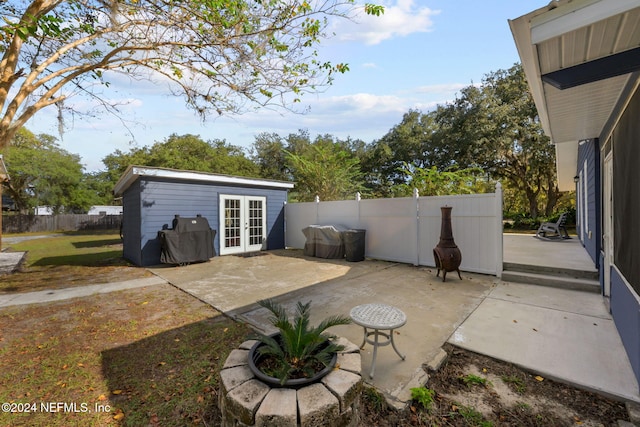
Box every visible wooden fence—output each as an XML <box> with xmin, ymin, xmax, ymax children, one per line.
<box><xmin>285</xmin><ymin>184</ymin><xmax>503</xmax><ymax>277</ymax></box>
<box><xmin>1</xmin><ymin>214</ymin><xmax>122</xmax><ymax>233</ymax></box>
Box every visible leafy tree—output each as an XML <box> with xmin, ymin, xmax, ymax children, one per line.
<box><xmin>101</xmin><ymin>133</ymin><xmax>260</xmax><ymax>188</ymax></box>
<box><xmin>2</xmin><ymin>128</ymin><xmax>92</xmax><ymax>212</ymax></box>
<box><xmin>366</xmin><ymin>64</ymin><xmax>560</xmax><ymax>217</ymax></box>
<box><xmin>479</xmin><ymin>65</ymin><xmax>560</xmax><ymax>218</ymax></box>
<box><xmin>362</xmin><ymin>110</ymin><xmax>440</xmax><ymax>196</ymax></box>
<box><xmin>396</xmin><ymin>165</ymin><xmax>492</xmax><ymax>197</ymax></box>
<box><xmin>284</xmin><ymin>138</ymin><xmax>364</xmax><ymax>202</ymax></box>
<box><xmin>83</xmin><ymin>170</ymin><xmax>119</xmax><ymax>205</ymax></box>
<box><xmin>251</xmin><ymin>132</ymin><xmax>289</xmax><ymax>181</ymax></box>
<box><xmin>0</xmin><ymin>0</ymin><xmax>381</xmax><ymax>150</ymax></box>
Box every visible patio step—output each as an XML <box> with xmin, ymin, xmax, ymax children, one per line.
<box><xmin>502</xmin><ymin>263</ymin><xmax>600</xmax><ymax>294</ymax></box>
<box><xmin>503</xmin><ymin>262</ymin><xmax>599</xmax><ymax>281</ymax></box>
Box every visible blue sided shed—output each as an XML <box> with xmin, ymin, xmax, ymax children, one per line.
<box><xmin>113</xmin><ymin>166</ymin><xmax>294</xmax><ymax>266</ymax></box>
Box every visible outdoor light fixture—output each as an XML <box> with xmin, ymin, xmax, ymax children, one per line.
<box><xmin>574</xmin><ymin>175</ymin><xmax>580</xmax><ymax>183</ymax></box>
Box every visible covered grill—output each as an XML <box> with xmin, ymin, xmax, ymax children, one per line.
<box><xmin>158</xmin><ymin>215</ymin><xmax>216</xmax><ymax>265</ymax></box>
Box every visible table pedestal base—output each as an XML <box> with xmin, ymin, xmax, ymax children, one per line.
<box><xmin>360</xmin><ymin>327</ymin><xmax>406</xmax><ymax>379</ymax></box>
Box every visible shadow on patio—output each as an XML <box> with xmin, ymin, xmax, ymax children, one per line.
<box><xmin>150</xmin><ymin>249</ymin><xmax>497</xmax><ymax>406</ymax></box>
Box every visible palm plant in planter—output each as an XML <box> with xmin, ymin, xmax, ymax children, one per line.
<box><xmin>249</xmin><ymin>299</ymin><xmax>352</xmax><ymax>387</ymax></box>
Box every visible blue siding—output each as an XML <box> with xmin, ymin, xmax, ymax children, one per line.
<box><xmin>125</xmin><ymin>177</ymin><xmax>288</xmax><ymax>266</ymax></box>
<box><xmin>611</xmin><ymin>267</ymin><xmax>640</xmax><ymax>381</ymax></box>
<box><xmin>608</xmin><ymin>84</ymin><xmax>640</xmax><ymax>386</ymax></box>
<box><xmin>577</xmin><ymin>138</ymin><xmax>600</xmax><ymax>266</ymax></box>
<box><xmin>122</xmin><ymin>181</ymin><xmax>142</xmax><ymax>266</ymax></box>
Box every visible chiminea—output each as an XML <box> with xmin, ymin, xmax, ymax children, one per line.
<box><xmin>433</xmin><ymin>206</ymin><xmax>462</xmax><ymax>282</ymax></box>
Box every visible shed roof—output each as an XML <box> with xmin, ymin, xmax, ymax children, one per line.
<box><xmin>114</xmin><ymin>165</ymin><xmax>294</xmax><ymax>196</ymax></box>
<box><xmin>509</xmin><ymin>0</ymin><xmax>640</xmax><ymax>190</ymax></box>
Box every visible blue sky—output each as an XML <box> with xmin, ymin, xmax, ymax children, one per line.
<box><xmin>27</xmin><ymin>0</ymin><xmax>545</xmax><ymax>172</ymax></box>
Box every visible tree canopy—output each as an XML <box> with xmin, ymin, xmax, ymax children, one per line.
<box><xmin>2</xmin><ymin>128</ymin><xmax>98</xmax><ymax>213</ymax></box>
<box><xmin>0</xmin><ymin>0</ymin><xmax>382</xmax><ymax>149</ymax></box>
<box><xmin>101</xmin><ymin>133</ymin><xmax>260</xmax><ymax>184</ymax></box>
<box><xmin>363</xmin><ymin>64</ymin><xmax>561</xmax><ymax>217</ymax></box>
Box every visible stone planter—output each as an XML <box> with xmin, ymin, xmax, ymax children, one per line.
<box><xmin>248</xmin><ymin>333</ymin><xmax>337</xmax><ymax>389</ymax></box>
<box><xmin>219</xmin><ymin>337</ymin><xmax>362</xmax><ymax>427</ymax></box>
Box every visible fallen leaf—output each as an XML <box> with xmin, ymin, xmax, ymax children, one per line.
<box><xmin>513</xmin><ymin>320</ymin><xmax>518</xmax><ymax>323</ymax></box>
<box><xmin>97</xmin><ymin>394</ymin><xmax>107</xmax><ymax>401</ymax></box>
<box><xmin>113</xmin><ymin>412</ymin><xmax>125</xmax><ymax>421</ymax></box>
<box><xmin>112</xmin><ymin>389</ymin><xmax>123</xmax><ymax>395</ymax></box>
<box><xmin>482</xmin><ymin>368</ymin><xmax>487</xmax><ymax>373</ymax></box>
<box><xmin>157</xmin><ymin>362</ymin><xmax>166</xmax><ymax>367</ymax></box>
<box><xmin>223</xmin><ymin>327</ymin><xmax>229</xmax><ymax>333</ymax></box>
<box><xmin>534</xmin><ymin>376</ymin><xmax>544</xmax><ymax>382</ymax></box>
<box><xmin>141</xmin><ymin>301</ymin><xmax>149</xmax><ymax>305</ymax></box>
<box><xmin>197</xmin><ymin>395</ymin><xmax>204</xmax><ymax>403</ymax></box>
<box><xmin>77</xmin><ymin>363</ymin><xmax>85</xmax><ymax>367</ymax></box>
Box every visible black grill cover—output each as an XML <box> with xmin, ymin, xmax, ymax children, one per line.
<box><xmin>159</xmin><ymin>215</ymin><xmax>216</xmax><ymax>265</ymax></box>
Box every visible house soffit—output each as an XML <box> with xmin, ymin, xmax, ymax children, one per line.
<box><xmin>511</xmin><ymin>0</ymin><xmax>640</xmax><ymax>145</ymax></box>
<box><xmin>536</xmin><ymin>3</ymin><xmax>640</xmax><ymax>142</ymax></box>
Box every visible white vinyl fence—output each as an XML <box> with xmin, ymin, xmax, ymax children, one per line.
<box><xmin>285</xmin><ymin>183</ymin><xmax>503</xmax><ymax>277</ymax></box>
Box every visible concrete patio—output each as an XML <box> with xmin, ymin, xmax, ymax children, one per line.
<box><xmin>150</xmin><ymin>234</ymin><xmax>640</xmax><ymax>406</ymax></box>
<box><xmin>2</xmin><ymin>232</ymin><xmax>636</xmax><ymax>405</ymax></box>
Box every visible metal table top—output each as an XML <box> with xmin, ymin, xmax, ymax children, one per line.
<box><xmin>349</xmin><ymin>303</ymin><xmax>407</xmax><ymax>330</ymax></box>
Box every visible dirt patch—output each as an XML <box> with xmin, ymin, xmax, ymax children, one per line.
<box><xmin>360</xmin><ymin>343</ymin><xmax>631</xmax><ymax>426</ymax></box>
<box><xmin>0</xmin><ymin>264</ymin><xmax>153</xmax><ymax>293</ymax></box>
<box><xmin>0</xmin><ymin>284</ymin><xmax>252</xmax><ymax>427</ymax></box>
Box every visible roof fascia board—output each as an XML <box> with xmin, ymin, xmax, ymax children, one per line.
<box><xmin>509</xmin><ymin>15</ymin><xmax>553</xmax><ymax>138</ymax></box>
<box><xmin>531</xmin><ymin>0</ymin><xmax>640</xmax><ymax>44</ymax></box>
<box><xmin>113</xmin><ymin>166</ymin><xmax>294</xmax><ymax>196</ymax></box>
<box><xmin>541</xmin><ymin>47</ymin><xmax>640</xmax><ymax>89</ymax></box>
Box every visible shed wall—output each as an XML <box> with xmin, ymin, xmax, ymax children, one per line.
<box><xmin>122</xmin><ymin>180</ymin><xmax>142</xmax><ymax>266</ymax></box>
<box><xmin>123</xmin><ymin>177</ymin><xmax>287</xmax><ymax>266</ymax></box>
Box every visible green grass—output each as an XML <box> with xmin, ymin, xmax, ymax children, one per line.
<box><xmin>0</xmin><ymin>285</ymin><xmax>252</xmax><ymax>426</ymax></box>
<box><xmin>502</xmin><ymin>375</ymin><xmax>527</xmax><ymax>394</ymax></box>
<box><xmin>461</xmin><ymin>373</ymin><xmax>490</xmax><ymax>388</ymax></box>
<box><xmin>7</xmin><ymin>230</ymin><xmax>127</xmax><ymax>268</ymax></box>
<box><xmin>410</xmin><ymin>386</ymin><xmax>435</xmax><ymax>410</ymax></box>
<box><xmin>457</xmin><ymin>405</ymin><xmax>493</xmax><ymax>427</ymax></box>
<box><xmin>1</xmin><ymin>231</ymin><xmax>150</xmax><ymax>293</ymax></box>
<box><xmin>0</xmin><ymin>232</ymin><xmax>253</xmax><ymax>426</ymax></box>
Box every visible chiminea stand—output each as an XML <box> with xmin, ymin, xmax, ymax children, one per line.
<box><xmin>433</xmin><ymin>206</ymin><xmax>462</xmax><ymax>282</ymax></box>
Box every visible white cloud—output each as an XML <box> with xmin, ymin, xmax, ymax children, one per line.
<box><xmin>218</xmin><ymin>91</ymin><xmax>442</xmax><ymax>144</ymax></box>
<box><xmin>337</xmin><ymin>0</ymin><xmax>440</xmax><ymax>45</ymax></box>
<box><xmin>413</xmin><ymin>83</ymin><xmax>467</xmax><ymax>94</ymax></box>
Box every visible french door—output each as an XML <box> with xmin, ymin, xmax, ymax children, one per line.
<box><xmin>219</xmin><ymin>195</ymin><xmax>266</xmax><ymax>255</ymax></box>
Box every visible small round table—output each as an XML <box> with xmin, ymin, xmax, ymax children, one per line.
<box><xmin>349</xmin><ymin>303</ymin><xmax>406</xmax><ymax>379</ymax></box>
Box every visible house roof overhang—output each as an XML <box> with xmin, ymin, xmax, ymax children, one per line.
<box><xmin>113</xmin><ymin>165</ymin><xmax>294</xmax><ymax>196</ymax></box>
<box><xmin>509</xmin><ymin>0</ymin><xmax>640</xmax><ymax>191</ymax></box>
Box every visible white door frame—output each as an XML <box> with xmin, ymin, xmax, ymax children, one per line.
<box><xmin>219</xmin><ymin>195</ymin><xmax>267</xmax><ymax>255</ymax></box>
<box><xmin>582</xmin><ymin>160</ymin><xmax>589</xmax><ymax>242</ymax></box>
<box><xmin>603</xmin><ymin>152</ymin><xmax>613</xmax><ymax>297</ymax></box>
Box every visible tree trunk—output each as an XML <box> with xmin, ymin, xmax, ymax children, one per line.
<box><xmin>525</xmin><ymin>188</ymin><xmax>539</xmax><ymax>219</ymax></box>
<box><xmin>544</xmin><ymin>184</ymin><xmax>560</xmax><ymax>217</ymax></box>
